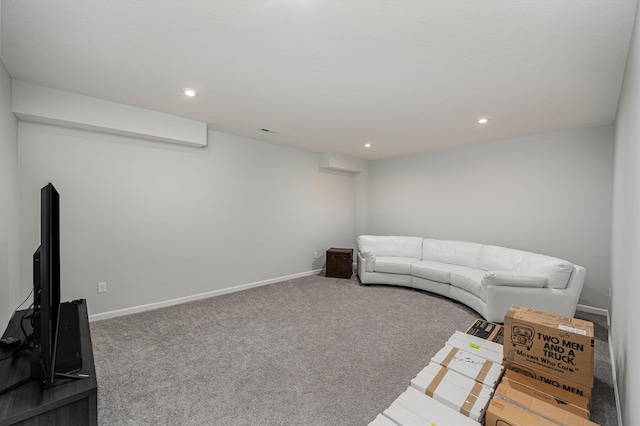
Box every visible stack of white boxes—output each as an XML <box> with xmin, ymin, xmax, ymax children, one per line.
<box><xmin>369</xmin><ymin>329</ymin><xmax>504</xmax><ymax>425</ymax></box>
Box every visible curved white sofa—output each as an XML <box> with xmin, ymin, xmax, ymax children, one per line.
<box><xmin>356</xmin><ymin>235</ymin><xmax>585</xmax><ymax>323</ymax></box>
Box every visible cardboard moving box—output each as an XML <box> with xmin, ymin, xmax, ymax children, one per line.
<box><xmin>383</xmin><ymin>401</ymin><xmax>433</xmax><ymax>426</ymax></box>
<box><xmin>410</xmin><ymin>362</ymin><xmax>492</xmax><ymax>421</ymax></box>
<box><xmin>504</xmin><ymin>305</ymin><xmax>594</xmax><ymax>387</ymax></box>
<box><xmin>486</xmin><ymin>398</ymin><xmax>561</xmax><ymax>426</ymax></box>
<box><xmin>452</xmin><ymin>330</ymin><xmax>504</xmax><ymax>355</ymax></box>
<box><xmin>412</xmin><ymin>362</ymin><xmax>495</xmax><ymax>399</ymax></box>
<box><xmin>501</xmin><ymin>372</ymin><xmax>590</xmax><ymax>419</ymax></box>
<box><xmin>486</xmin><ymin>397</ymin><xmax>596</xmax><ymax>426</ymax></box>
<box><xmin>489</xmin><ymin>381</ymin><xmax>598</xmax><ymax>426</ymax></box>
<box><xmin>391</xmin><ymin>386</ymin><xmax>481</xmax><ymax>426</ymax></box>
<box><xmin>447</xmin><ymin>332</ymin><xmax>504</xmax><ymax>364</ymax></box>
<box><xmin>432</xmin><ymin>344</ymin><xmax>503</xmax><ymax>388</ymax></box>
<box><xmin>504</xmin><ymin>369</ymin><xmax>591</xmax><ymax>416</ymax></box>
<box><xmin>466</xmin><ymin>319</ymin><xmax>505</xmax><ymax>344</ymax></box>
<box><xmin>503</xmin><ymin>359</ymin><xmax>593</xmax><ymax>402</ymax></box>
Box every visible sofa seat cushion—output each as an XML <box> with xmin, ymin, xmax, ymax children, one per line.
<box><xmin>411</xmin><ymin>260</ymin><xmax>469</xmax><ymax>283</ymax></box>
<box><xmin>374</xmin><ymin>256</ymin><xmax>420</xmax><ymax>274</ymax></box>
<box><xmin>449</xmin><ymin>269</ymin><xmax>486</xmax><ymax>300</ymax></box>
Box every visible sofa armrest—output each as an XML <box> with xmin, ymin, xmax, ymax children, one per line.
<box><xmin>484</xmin><ymin>265</ymin><xmax>586</xmax><ymax>322</ymax></box>
<box><xmin>359</xmin><ymin>245</ymin><xmax>376</xmax><ymax>272</ymax></box>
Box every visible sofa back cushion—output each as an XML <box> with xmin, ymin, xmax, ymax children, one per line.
<box><xmin>422</xmin><ymin>239</ymin><xmax>483</xmax><ymax>268</ymax></box>
<box><xmin>478</xmin><ymin>245</ymin><xmax>574</xmax><ymax>289</ymax></box>
<box><xmin>358</xmin><ymin>235</ymin><xmax>423</xmax><ymax>259</ymax></box>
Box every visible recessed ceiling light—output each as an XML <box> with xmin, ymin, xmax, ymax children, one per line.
<box><xmin>364</xmin><ymin>143</ymin><xmax>372</xmax><ymax>148</ymax></box>
<box><xmin>477</xmin><ymin>117</ymin><xmax>490</xmax><ymax>124</ymax></box>
<box><xmin>182</xmin><ymin>88</ymin><xmax>198</xmax><ymax>97</ymax></box>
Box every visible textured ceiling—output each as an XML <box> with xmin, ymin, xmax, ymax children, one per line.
<box><xmin>1</xmin><ymin>1</ymin><xmax>637</xmax><ymax>159</ymax></box>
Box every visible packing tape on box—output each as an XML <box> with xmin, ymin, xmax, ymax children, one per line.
<box><xmin>460</xmin><ymin>391</ymin><xmax>479</xmax><ymax>418</ymax></box>
<box><xmin>458</xmin><ymin>382</ymin><xmax>485</xmax><ymax>418</ymax></box>
<box><xmin>440</xmin><ymin>347</ymin><xmax>459</xmax><ymax>368</ymax></box>
<box><xmin>425</xmin><ymin>365</ymin><xmax>448</xmax><ymax>397</ymax></box>
<box><xmin>476</xmin><ymin>360</ymin><xmax>492</xmax><ymax>384</ymax></box>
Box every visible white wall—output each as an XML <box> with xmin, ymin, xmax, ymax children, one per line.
<box><xmin>611</xmin><ymin>0</ymin><xmax>640</xmax><ymax>423</ymax></box>
<box><xmin>0</xmin><ymin>59</ymin><xmax>20</xmax><ymax>326</ymax></box>
<box><xmin>18</xmin><ymin>123</ymin><xmax>356</xmax><ymax>316</ymax></box>
<box><xmin>369</xmin><ymin>125</ymin><xmax>613</xmax><ymax>309</ymax></box>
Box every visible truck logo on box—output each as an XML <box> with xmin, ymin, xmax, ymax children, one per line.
<box><xmin>510</xmin><ymin>323</ymin><xmax>534</xmax><ymax>350</ymax></box>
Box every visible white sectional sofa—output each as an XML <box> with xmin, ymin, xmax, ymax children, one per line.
<box><xmin>356</xmin><ymin>235</ymin><xmax>585</xmax><ymax>323</ymax></box>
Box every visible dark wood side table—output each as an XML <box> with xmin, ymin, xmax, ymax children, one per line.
<box><xmin>326</xmin><ymin>248</ymin><xmax>353</xmax><ymax>279</ymax></box>
<box><xmin>0</xmin><ymin>300</ymin><xmax>97</xmax><ymax>426</ymax></box>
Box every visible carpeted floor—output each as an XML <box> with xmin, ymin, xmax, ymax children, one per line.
<box><xmin>90</xmin><ymin>274</ymin><xmax>617</xmax><ymax>425</ymax></box>
<box><xmin>573</xmin><ymin>310</ymin><xmax>618</xmax><ymax>425</ymax></box>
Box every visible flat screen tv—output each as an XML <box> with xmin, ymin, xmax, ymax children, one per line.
<box><xmin>0</xmin><ymin>183</ymin><xmax>61</xmax><ymax>394</ymax></box>
<box><xmin>33</xmin><ymin>182</ymin><xmax>61</xmax><ymax>386</ymax></box>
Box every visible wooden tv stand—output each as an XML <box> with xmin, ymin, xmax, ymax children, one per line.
<box><xmin>0</xmin><ymin>300</ymin><xmax>97</xmax><ymax>425</ymax></box>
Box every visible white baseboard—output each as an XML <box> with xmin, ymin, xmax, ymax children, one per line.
<box><xmin>576</xmin><ymin>303</ymin><xmax>608</xmax><ymax>318</ymax></box>
<box><xmin>609</xmin><ymin>329</ymin><xmax>623</xmax><ymax>426</ymax></box>
<box><xmin>88</xmin><ymin>269</ymin><xmax>323</xmax><ymax>322</ymax></box>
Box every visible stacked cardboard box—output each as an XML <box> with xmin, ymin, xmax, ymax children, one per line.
<box><xmin>503</xmin><ymin>305</ymin><xmax>595</xmax><ymax>401</ymax></box>
<box><xmin>483</xmin><ymin>305</ymin><xmax>598</xmax><ymax>426</ymax></box>
<box><xmin>487</xmin><ymin>377</ymin><xmax>598</xmax><ymax>425</ymax></box>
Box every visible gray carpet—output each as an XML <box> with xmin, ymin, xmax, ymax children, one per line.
<box><xmin>90</xmin><ymin>274</ymin><xmax>617</xmax><ymax>425</ymax></box>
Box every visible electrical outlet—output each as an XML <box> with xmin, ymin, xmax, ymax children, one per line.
<box><xmin>313</xmin><ymin>252</ymin><xmax>318</xmax><ymax>259</ymax></box>
<box><xmin>98</xmin><ymin>282</ymin><xmax>107</xmax><ymax>293</ymax></box>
